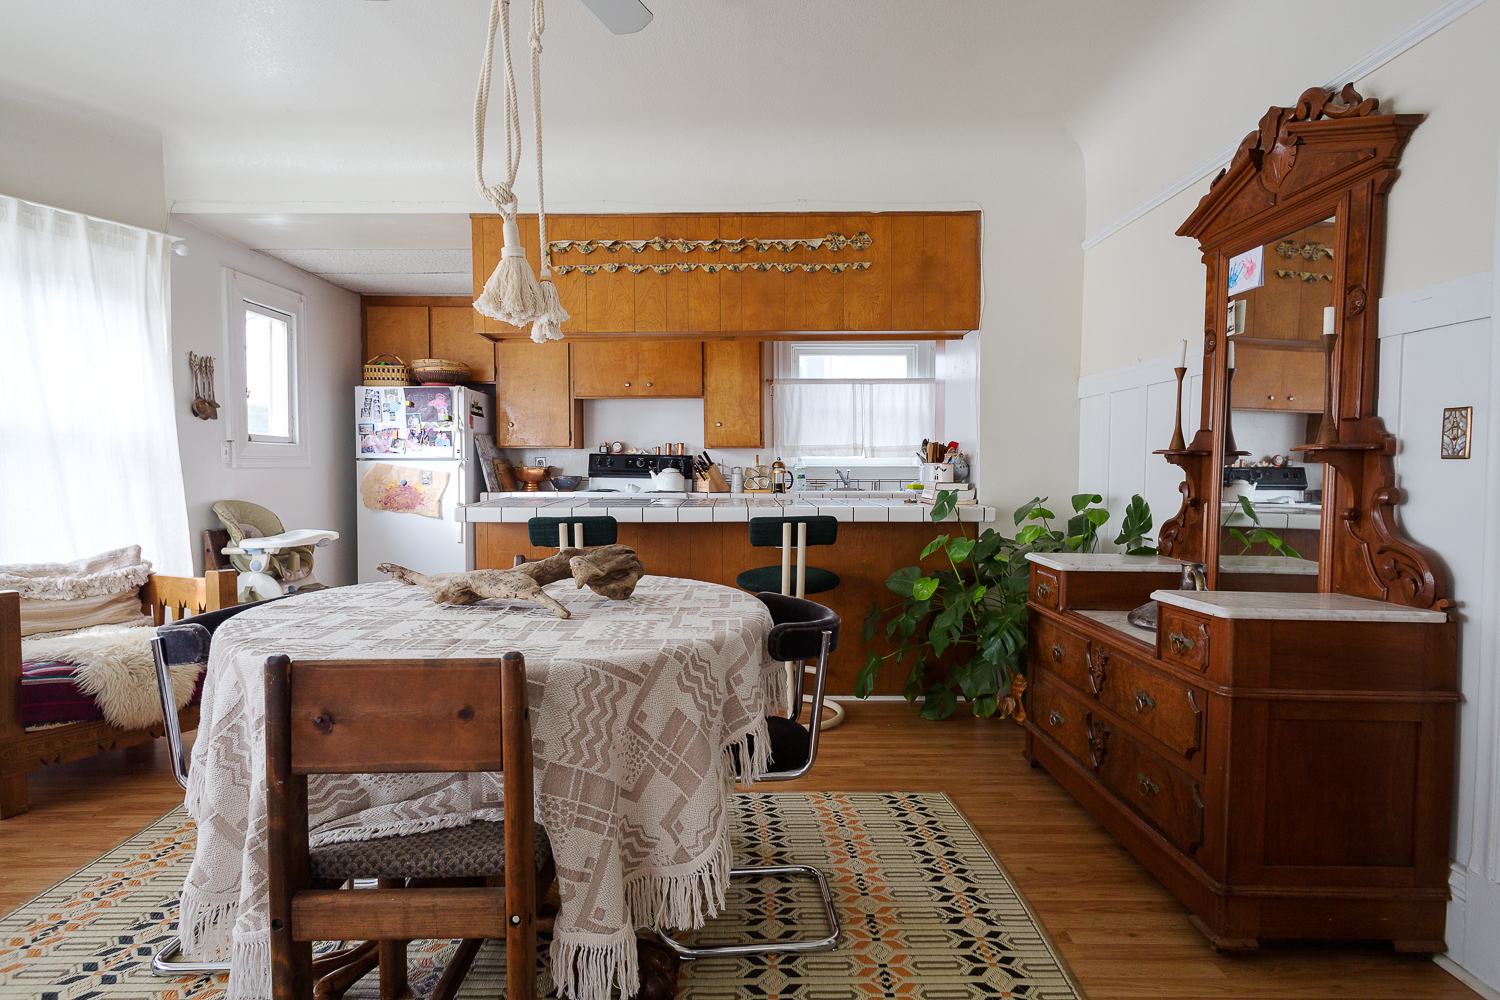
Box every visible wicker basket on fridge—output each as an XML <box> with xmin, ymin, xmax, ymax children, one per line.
<box><xmin>410</xmin><ymin>358</ymin><xmax>472</xmax><ymax>385</ymax></box>
<box><xmin>363</xmin><ymin>353</ymin><xmax>411</xmax><ymax>386</ymax></box>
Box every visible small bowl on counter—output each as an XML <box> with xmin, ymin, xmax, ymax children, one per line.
<box><xmin>516</xmin><ymin>466</ymin><xmax>551</xmax><ymax>492</ymax></box>
<box><xmin>551</xmin><ymin>475</ymin><xmax>583</xmax><ymax>492</ymax></box>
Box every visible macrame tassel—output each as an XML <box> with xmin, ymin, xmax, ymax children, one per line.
<box><xmin>475</xmin><ymin>216</ymin><xmax>547</xmax><ymax>326</ymax></box>
<box><xmin>530</xmin><ymin>277</ymin><xmax>569</xmax><ymax>342</ymax></box>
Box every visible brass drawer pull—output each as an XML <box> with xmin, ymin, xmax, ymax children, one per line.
<box><xmin>1168</xmin><ymin>630</ymin><xmax>1195</xmax><ymax>654</ymax></box>
<box><xmin>1036</xmin><ymin>582</ymin><xmax>1053</xmax><ymax>599</ymax></box>
<box><xmin>1048</xmin><ymin>710</ymin><xmax>1065</xmax><ymax>728</ymax></box>
<box><xmin>1133</xmin><ymin>689</ymin><xmax>1156</xmax><ymax>713</ymax></box>
<box><xmin>1137</xmin><ymin>773</ymin><xmax>1161</xmax><ymax>797</ymax></box>
<box><xmin>1051</xmin><ymin>644</ymin><xmax>1063</xmax><ymax>662</ymax></box>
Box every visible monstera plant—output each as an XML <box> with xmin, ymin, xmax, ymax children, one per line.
<box><xmin>856</xmin><ymin>491</ymin><xmax>1156</xmax><ymax>721</ymax></box>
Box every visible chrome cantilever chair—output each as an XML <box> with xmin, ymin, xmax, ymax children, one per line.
<box><xmin>659</xmin><ymin>591</ymin><xmax>841</xmax><ymax>960</ymax></box>
<box><xmin>149</xmin><ymin>597</ymin><xmax>284</xmax><ymax>976</ymax></box>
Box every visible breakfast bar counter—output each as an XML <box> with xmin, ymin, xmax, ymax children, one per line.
<box><xmin>457</xmin><ymin>495</ymin><xmax>995</xmax><ymax>696</ymax></box>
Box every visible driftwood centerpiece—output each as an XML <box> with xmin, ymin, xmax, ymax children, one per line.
<box><xmin>377</xmin><ymin>545</ymin><xmax>645</xmax><ymax>619</ymax></box>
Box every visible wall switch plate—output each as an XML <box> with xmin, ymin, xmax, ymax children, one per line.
<box><xmin>221</xmin><ymin>441</ymin><xmax>232</xmax><ymax>465</ymax></box>
<box><xmin>533</xmin><ymin>456</ymin><xmax>547</xmax><ymax>467</ymax></box>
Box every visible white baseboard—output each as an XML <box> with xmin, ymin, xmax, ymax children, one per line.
<box><xmin>1435</xmin><ymin>956</ymin><xmax>1500</xmax><ymax>1000</ymax></box>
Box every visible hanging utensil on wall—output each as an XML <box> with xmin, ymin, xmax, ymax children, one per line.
<box><xmin>188</xmin><ymin>351</ymin><xmax>212</xmax><ymax>420</ymax></box>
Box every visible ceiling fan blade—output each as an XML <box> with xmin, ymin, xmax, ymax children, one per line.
<box><xmin>580</xmin><ymin>0</ymin><xmax>653</xmax><ymax>34</ymax></box>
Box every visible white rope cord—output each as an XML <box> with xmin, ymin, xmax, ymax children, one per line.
<box><xmin>529</xmin><ymin>0</ymin><xmax>550</xmax><ymax>278</ymax></box>
<box><xmin>474</xmin><ymin>0</ymin><xmax>522</xmax><ymax>224</ymax></box>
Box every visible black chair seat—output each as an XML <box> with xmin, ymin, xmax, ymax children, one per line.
<box><xmin>736</xmin><ymin>565</ymin><xmax>839</xmax><ymax>595</ymax></box>
<box><xmin>528</xmin><ymin>516</ymin><xmax>617</xmax><ymax>547</ymax></box>
<box><xmin>731</xmin><ymin>716</ymin><xmax>813</xmax><ymax>778</ymax></box>
<box><xmin>310</xmin><ymin>820</ymin><xmax>553</xmax><ymax>881</ymax></box>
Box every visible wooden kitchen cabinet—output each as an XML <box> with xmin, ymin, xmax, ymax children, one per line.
<box><xmin>361</xmin><ymin>298</ymin><xmax>496</xmax><ymax>382</ymax></box>
<box><xmin>570</xmin><ymin>341</ymin><xmax>703</xmax><ymax>397</ymax></box>
<box><xmin>704</xmin><ymin>340</ymin><xmax>763</xmax><ymax>447</ymax></box>
<box><xmin>494</xmin><ymin>341</ymin><xmax>581</xmax><ymax>447</ymax></box>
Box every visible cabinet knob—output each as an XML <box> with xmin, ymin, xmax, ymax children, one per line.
<box><xmin>1268</xmin><ymin>395</ymin><xmax>1275</xmax><ymax>400</ymax></box>
<box><xmin>508</xmin><ymin>421</ymin><xmax>514</xmax><ymax>427</ymax></box>
<box><xmin>646</xmin><ymin>382</ymin><xmax>653</xmax><ymax>387</ymax></box>
<box><xmin>716</xmin><ymin>422</ymin><xmax>723</xmax><ymax>427</ymax></box>
<box><xmin>1133</xmin><ymin>689</ymin><xmax>1156</xmax><ymax>713</ymax></box>
<box><xmin>1051</xmin><ymin>644</ymin><xmax>1063</xmax><ymax>662</ymax></box>
<box><xmin>1137</xmin><ymin>773</ymin><xmax>1161</xmax><ymax>797</ymax></box>
<box><xmin>624</xmin><ymin>382</ymin><xmax>631</xmax><ymax>387</ymax></box>
<box><xmin>1048</xmin><ymin>710</ymin><xmax>1064</xmax><ymax>728</ymax></box>
<box><xmin>1035</xmin><ymin>582</ymin><xmax>1052</xmax><ymax>599</ymax></box>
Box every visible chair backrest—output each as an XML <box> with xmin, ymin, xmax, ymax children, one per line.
<box><xmin>528</xmin><ymin>515</ymin><xmax>618</xmax><ymax>548</ymax></box>
<box><xmin>202</xmin><ymin>529</ymin><xmax>232</xmax><ymax>571</ymax></box>
<box><xmin>753</xmin><ymin>592</ymin><xmax>840</xmax><ymax>781</ymax></box>
<box><xmin>749</xmin><ymin>516</ymin><xmax>838</xmax><ymax>548</ymax></box>
<box><xmin>139</xmin><ymin>570</ymin><xmax>238</xmax><ymax>625</ymax></box>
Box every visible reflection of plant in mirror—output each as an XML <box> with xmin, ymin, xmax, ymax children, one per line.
<box><xmin>1228</xmin><ymin>495</ymin><xmax>1302</xmax><ymax>558</ymax></box>
<box><xmin>857</xmin><ymin>492</ymin><xmax>1154</xmax><ymax>721</ymax></box>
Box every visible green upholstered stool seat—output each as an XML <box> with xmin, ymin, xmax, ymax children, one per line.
<box><xmin>736</xmin><ymin>564</ymin><xmax>839</xmax><ymax>595</ymax></box>
<box><xmin>527</xmin><ymin>515</ymin><xmax>618</xmax><ymax>547</ymax></box>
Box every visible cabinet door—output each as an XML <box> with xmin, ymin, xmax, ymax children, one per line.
<box><xmin>636</xmin><ymin>342</ymin><xmax>703</xmax><ymax>396</ymax></box>
<box><xmin>364</xmin><ymin>306</ymin><xmax>429</xmax><ymax>368</ymax></box>
<box><xmin>704</xmin><ymin>340</ymin><xmax>763</xmax><ymax>447</ymax></box>
<box><xmin>430</xmin><ymin>306</ymin><xmax>495</xmax><ymax>382</ymax></box>
<box><xmin>570</xmin><ymin>342</ymin><xmax>638</xmax><ymax>397</ymax></box>
<box><xmin>1231</xmin><ymin>344</ymin><xmax>1323</xmax><ymax>413</ymax></box>
<box><xmin>495</xmin><ymin>341</ymin><xmax>578</xmax><ymax>446</ymax></box>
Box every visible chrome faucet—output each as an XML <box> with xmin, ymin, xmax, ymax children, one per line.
<box><xmin>836</xmin><ymin>469</ymin><xmax>855</xmax><ymax>490</ymax></box>
<box><xmin>1181</xmin><ymin>563</ymin><xmax>1207</xmax><ymax>591</ymax></box>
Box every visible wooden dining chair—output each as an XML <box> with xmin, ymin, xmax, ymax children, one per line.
<box><xmin>264</xmin><ymin>652</ymin><xmax>548</xmax><ymax>1000</ymax></box>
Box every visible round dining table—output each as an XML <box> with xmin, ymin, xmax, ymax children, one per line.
<box><xmin>177</xmin><ymin>576</ymin><xmax>782</xmax><ymax>1000</ymax></box>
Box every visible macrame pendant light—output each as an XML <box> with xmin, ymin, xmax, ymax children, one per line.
<box><xmin>473</xmin><ymin>0</ymin><xmax>569</xmax><ymax>343</ymax></box>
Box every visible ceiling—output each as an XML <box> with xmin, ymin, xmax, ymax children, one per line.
<box><xmin>0</xmin><ymin>0</ymin><xmax>1442</xmax><ymax>294</ymax></box>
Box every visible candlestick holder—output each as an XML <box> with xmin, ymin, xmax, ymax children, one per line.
<box><xmin>1316</xmin><ymin>331</ymin><xmax>1340</xmax><ymax>445</ymax></box>
<box><xmin>1223</xmin><ymin>364</ymin><xmax>1239</xmax><ymax>456</ymax></box>
<box><xmin>1168</xmin><ymin>366</ymin><xmax>1188</xmax><ymax>450</ymax></box>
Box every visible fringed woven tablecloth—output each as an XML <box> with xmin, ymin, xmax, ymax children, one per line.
<box><xmin>179</xmin><ymin>578</ymin><xmax>781</xmax><ymax>1000</ymax></box>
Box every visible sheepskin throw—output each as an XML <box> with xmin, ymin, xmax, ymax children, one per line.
<box><xmin>4</xmin><ymin>546</ymin><xmax>155</xmax><ymax>637</ymax></box>
<box><xmin>20</xmin><ymin>624</ymin><xmax>199</xmax><ymax>731</ymax></box>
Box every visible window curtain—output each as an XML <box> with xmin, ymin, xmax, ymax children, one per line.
<box><xmin>0</xmin><ymin>195</ymin><xmax>192</xmax><ymax>574</ymax></box>
<box><xmin>774</xmin><ymin>380</ymin><xmax>936</xmax><ymax>458</ymax></box>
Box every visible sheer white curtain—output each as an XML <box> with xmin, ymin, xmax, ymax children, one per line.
<box><xmin>0</xmin><ymin>196</ymin><xmax>192</xmax><ymax>574</ymax></box>
<box><xmin>773</xmin><ymin>342</ymin><xmax>936</xmax><ymax>458</ymax></box>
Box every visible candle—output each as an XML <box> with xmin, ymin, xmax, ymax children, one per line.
<box><xmin>1179</xmin><ymin>339</ymin><xmax>1188</xmax><ymax>368</ymax></box>
<box><xmin>1228</xmin><ymin>341</ymin><xmax>1236</xmax><ymax>369</ymax></box>
<box><xmin>1323</xmin><ymin>305</ymin><xmax>1336</xmax><ymax>337</ymax></box>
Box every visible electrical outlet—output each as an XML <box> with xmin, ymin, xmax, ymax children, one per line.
<box><xmin>533</xmin><ymin>456</ymin><xmax>547</xmax><ymax>467</ymax></box>
<box><xmin>221</xmin><ymin>441</ymin><xmax>232</xmax><ymax>465</ymax></box>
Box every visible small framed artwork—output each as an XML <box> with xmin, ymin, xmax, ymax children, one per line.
<box><xmin>1441</xmin><ymin>406</ymin><xmax>1472</xmax><ymax>459</ymax></box>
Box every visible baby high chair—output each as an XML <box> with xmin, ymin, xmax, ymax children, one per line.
<box><xmin>212</xmin><ymin>500</ymin><xmax>339</xmax><ymax>603</ymax></box>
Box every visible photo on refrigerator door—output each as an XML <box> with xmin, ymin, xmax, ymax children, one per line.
<box><xmin>406</xmin><ymin>387</ymin><xmax>454</xmax><ymax>424</ymax></box>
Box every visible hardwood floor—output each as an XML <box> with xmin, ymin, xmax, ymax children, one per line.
<box><xmin>0</xmin><ymin>705</ymin><xmax>1480</xmax><ymax>999</ymax></box>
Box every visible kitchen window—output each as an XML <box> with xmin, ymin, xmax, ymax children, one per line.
<box><xmin>223</xmin><ymin>268</ymin><xmax>309</xmax><ymax>467</ymax></box>
<box><xmin>773</xmin><ymin>342</ymin><xmax>936</xmax><ymax>458</ymax></box>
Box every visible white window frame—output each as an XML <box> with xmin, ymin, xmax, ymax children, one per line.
<box><xmin>222</xmin><ymin>268</ymin><xmax>309</xmax><ymax>468</ymax></box>
<box><xmin>772</xmin><ymin>340</ymin><xmax>938</xmax><ymax>460</ymax></box>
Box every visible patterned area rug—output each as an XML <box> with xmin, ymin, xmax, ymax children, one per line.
<box><xmin>0</xmin><ymin>792</ymin><xmax>1084</xmax><ymax>999</ymax></box>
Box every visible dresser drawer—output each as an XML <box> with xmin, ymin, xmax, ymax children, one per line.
<box><xmin>1031</xmin><ymin>615</ymin><xmax>1090</xmax><ymax>694</ymax></box>
<box><xmin>1030</xmin><ymin>671</ymin><xmax>1093</xmax><ymax>767</ymax></box>
<box><xmin>1091</xmin><ymin>648</ymin><xmax>1206</xmax><ymax>763</ymax></box>
<box><xmin>1158</xmin><ymin>605</ymin><xmax>1211</xmax><ymax>673</ymax></box>
<box><xmin>1030</xmin><ymin>566</ymin><xmax>1060</xmax><ymax>610</ymax></box>
<box><xmin>1094</xmin><ymin>721</ymin><xmax>1206</xmax><ymax>855</ymax></box>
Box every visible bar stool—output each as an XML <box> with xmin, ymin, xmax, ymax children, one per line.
<box><xmin>736</xmin><ymin>516</ymin><xmax>845</xmax><ymax>729</ymax></box>
<box><xmin>528</xmin><ymin>515</ymin><xmax>618</xmax><ymax>550</ymax></box>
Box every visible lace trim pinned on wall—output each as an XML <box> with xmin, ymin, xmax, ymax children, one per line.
<box><xmin>549</xmin><ymin>231</ymin><xmax>872</xmax><ymax>256</ymax></box>
<box><xmin>553</xmin><ymin>260</ymin><xmax>873</xmax><ymax>275</ymax></box>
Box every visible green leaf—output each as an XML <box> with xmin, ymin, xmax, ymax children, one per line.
<box><xmin>854</xmin><ymin>651</ymin><xmax>882</xmax><ymax>699</ymax></box>
<box><xmin>920</xmin><ymin>534</ymin><xmax>950</xmax><ymax>559</ymax></box>
<box><xmin>973</xmin><ymin>694</ymin><xmax>998</xmax><ymax>718</ymax></box>
<box><xmin>1236</xmin><ymin>494</ymin><xmax>1261</xmax><ymax>525</ymax></box>
<box><xmin>1017</xmin><ymin>524</ymin><xmax>1045</xmax><ymax>544</ymax></box>
<box><xmin>885</xmin><ymin>566</ymin><xmax>921</xmax><ymax>597</ymax></box>
<box><xmin>1084</xmin><ymin>508</ymin><xmax>1111</xmax><ymax>527</ymax></box>
<box><xmin>970</xmin><ymin>583</ymin><xmax>988</xmax><ymax>604</ymax></box>
<box><xmin>1113</xmin><ymin>494</ymin><xmax>1154</xmax><ymax>549</ymax></box>
<box><xmin>931</xmin><ymin>490</ymin><xmax>958</xmax><ymax>521</ymax></box>
<box><xmin>911</xmin><ymin>576</ymin><xmax>939</xmax><ymax>602</ymax></box>
<box><xmin>902</xmin><ymin>655</ymin><xmax>927</xmax><ymax>703</ymax></box>
<box><xmin>1013</xmin><ymin>497</ymin><xmax>1044</xmax><ymax>526</ymax></box>
<box><xmin>861</xmin><ymin>601</ymin><xmax>882</xmax><ymax>643</ymax></box>
<box><xmin>919</xmin><ymin>685</ymin><xmax>959</xmax><ymax>720</ymax></box>
<box><xmin>1072</xmin><ymin>493</ymin><xmax>1103</xmax><ymax>512</ymax></box>
<box><xmin>947</xmin><ymin>538</ymin><xmax>976</xmax><ymax>563</ymax></box>
<box><xmin>1028</xmin><ymin>506</ymin><xmax>1056</xmax><ymax>521</ymax></box>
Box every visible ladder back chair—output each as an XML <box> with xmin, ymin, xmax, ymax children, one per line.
<box><xmin>264</xmin><ymin>652</ymin><xmax>547</xmax><ymax>1000</ymax></box>
<box><xmin>659</xmin><ymin>592</ymin><xmax>842</xmax><ymax>960</ymax></box>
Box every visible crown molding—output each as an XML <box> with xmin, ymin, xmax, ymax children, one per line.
<box><xmin>1080</xmin><ymin>0</ymin><xmax>1490</xmax><ymax>252</ymax></box>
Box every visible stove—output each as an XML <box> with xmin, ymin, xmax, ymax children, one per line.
<box><xmin>588</xmin><ymin>452</ymin><xmax>695</xmax><ymax>479</ymax></box>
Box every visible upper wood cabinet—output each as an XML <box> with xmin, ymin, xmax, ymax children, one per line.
<box><xmin>704</xmin><ymin>341</ymin><xmax>763</xmax><ymax>448</ymax></box>
<box><xmin>470</xmin><ymin>212</ymin><xmax>980</xmax><ymax>339</ymax></box>
<box><xmin>494</xmin><ymin>341</ymin><xmax>581</xmax><ymax>448</ymax></box>
<box><xmin>571</xmin><ymin>341</ymin><xmax>703</xmax><ymax>397</ymax></box>
<box><xmin>361</xmin><ymin>298</ymin><xmax>496</xmax><ymax>382</ymax></box>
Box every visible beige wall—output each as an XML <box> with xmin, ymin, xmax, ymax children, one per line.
<box><xmin>1078</xmin><ymin>0</ymin><xmax>1500</xmax><ymax>376</ymax></box>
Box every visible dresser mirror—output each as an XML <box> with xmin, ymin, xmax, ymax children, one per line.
<box><xmin>1159</xmin><ymin>84</ymin><xmax>1448</xmax><ymax>610</ymax></box>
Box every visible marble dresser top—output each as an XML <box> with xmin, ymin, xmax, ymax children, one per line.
<box><xmin>1218</xmin><ymin>555</ymin><xmax>1320</xmax><ymax>576</ymax></box>
<box><xmin>1151</xmin><ymin>590</ymin><xmax>1448</xmax><ymax>623</ymax></box>
<box><xmin>1025</xmin><ymin>552</ymin><xmax>1188</xmax><ymax>573</ymax></box>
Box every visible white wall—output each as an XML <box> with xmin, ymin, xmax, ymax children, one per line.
<box><xmin>168</xmin><ymin>219</ymin><xmax>362</xmax><ymax>586</ymax></box>
<box><xmin>0</xmin><ymin>84</ymin><xmax>166</xmax><ymax>232</ymax></box>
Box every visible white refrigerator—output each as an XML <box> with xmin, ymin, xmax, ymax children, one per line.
<box><xmin>355</xmin><ymin>385</ymin><xmax>492</xmax><ymax>583</ymax></box>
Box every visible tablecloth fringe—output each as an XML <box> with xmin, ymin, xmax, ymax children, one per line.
<box><xmin>551</xmin><ymin>925</ymin><xmax>641</xmax><ymax>1000</ymax></box>
<box><xmin>229</xmin><ymin>928</ymin><xmax>272</xmax><ymax>1000</ymax></box>
<box><xmin>176</xmin><ymin>891</ymin><xmax>238</xmax><ymax>961</ymax></box>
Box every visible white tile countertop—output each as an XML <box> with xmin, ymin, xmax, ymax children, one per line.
<box><xmin>1025</xmin><ymin>553</ymin><xmax>1189</xmax><ymax>573</ymax></box>
<box><xmin>1151</xmin><ymin>590</ymin><xmax>1448</xmax><ymax>623</ymax></box>
<box><xmin>457</xmin><ymin>495</ymin><xmax>996</xmax><ymax>524</ymax></box>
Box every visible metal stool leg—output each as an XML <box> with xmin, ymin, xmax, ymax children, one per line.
<box><xmin>151</xmin><ymin>941</ymin><xmax>231</xmax><ymax>977</ymax></box>
<box><xmin>656</xmin><ymin>863</ymin><xmax>839</xmax><ymax>960</ymax></box>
